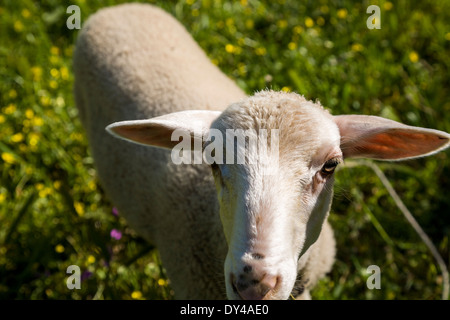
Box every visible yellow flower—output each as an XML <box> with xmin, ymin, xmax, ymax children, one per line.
<box><xmin>191</xmin><ymin>9</ymin><xmax>199</xmax><ymax>17</ymax></box>
<box><xmin>14</xmin><ymin>20</ymin><xmax>24</xmax><ymax>32</ymax></box>
<box><xmin>281</xmin><ymin>86</ymin><xmax>291</xmax><ymax>92</ymax></box>
<box><xmin>74</xmin><ymin>201</ymin><xmax>85</xmax><ymax>216</ymax></box>
<box><xmin>255</xmin><ymin>47</ymin><xmax>267</xmax><ymax>56</ymax></box>
<box><xmin>316</xmin><ymin>17</ymin><xmax>325</xmax><ymax>26</ymax></box>
<box><xmin>0</xmin><ymin>115</ymin><xmax>5</xmax><ymax>124</ymax></box>
<box><xmin>158</xmin><ymin>279</ymin><xmax>167</xmax><ymax>286</ymax></box>
<box><xmin>29</xmin><ymin>132</ymin><xmax>40</xmax><ymax>146</ymax></box>
<box><xmin>131</xmin><ymin>291</ymin><xmax>143</xmax><ymax>299</ymax></box>
<box><xmin>409</xmin><ymin>51</ymin><xmax>419</xmax><ymax>63</ymax></box>
<box><xmin>288</xmin><ymin>42</ymin><xmax>297</xmax><ymax>50</ymax></box>
<box><xmin>305</xmin><ymin>17</ymin><xmax>314</xmax><ymax>28</ymax></box>
<box><xmin>11</xmin><ymin>133</ymin><xmax>24</xmax><ymax>143</ymax></box>
<box><xmin>40</xmin><ymin>95</ymin><xmax>51</xmax><ymax>107</ymax></box>
<box><xmin>240</xmin><ymin>0</ymin><xmax>248</xmax><ymax>6</ymax></box>
<box><xmin>22</xmin><ymin>9</ymin><xmax>31</xmax><ymax>18</ymax></box>
<box><xmin>351</xmin><ymin>43</ymin><xmax>364</xmax><ymax>52</ymax></box>
<box><xmin>49</xmin><ymin>80</ymin><xmax>58</xmax><ymax>89</ymax></box>
<box><xmin>245</xmin><ymin>19</ymin><xmax>254</xmax><ymax>29</ymax></box>
<box><xmin>225</xmin><ymin>44</ymin><xmax>235</xmax><ymax>53</ymax></box>
<box><xmin>53</xmin><ymin>180</ymin><xmax>62</xmax><ymax>190</ymax></box>
<box><xmin>186</xmin><ymin>0</ymin><xmax>195</xmax><ymax>5</ymax></box>
<box><xmin>0</xmin><ymin>192</ymin><xmax>6</xmax><ymax>203</ymax></box>
<box><xmin>277</xmin><ymin>20</ymin><xmax>288</xmax><ymax>29</ymax></box>
<box><xmin>60</xmin><ymin>66</ymin><xmax>69</xmax><ymax>80</ymax></box>
<box><xmin>31</xmin><ymin>66</ymin><xmax>43</xmax><ymax>81</ymax></box>
<box><xmin>384</xmin><ymin>2</ymin><xmax>393</xmax><ymax>11</ymax></box>
<box><xmin>1</xmin><ymin>152</ymin><xmax>16</xmax><ymax>164</ymax></box>
<box><xmin>50</xmin><ymin>46</ymin><xmax>60</xmax><ymax>56</ymax></box>
<box><xmin>445</xmin><ymin>33</ymin><xmax>450</xmax><ymax>41</ymax></box>
<box><xmin>50</xmin><ymin>68</ymin><xmax>60</xmax><ymax>78</ymax></box>
<box><xmin>55</xmin><ymin>244</ymin><xmax>65</xmax><ymax>253</ymax></box>
<box><xmin>32</xmin><ymin>117</ymin><xmax>44</xmax><ymax>127</ymax></box>
<box><xmin>87</xmin><ymin>255</ymin><xmax>96</xmax><ymax>264</ymax></box>
<box><xmin>4</xmin><ymin>103</ymin><xmax>16</xmax><ymax>114</ymax></box>
<box><xmin>8</xmin><ymin>89</ymin><xmax>17</xmax><ymax>99</ymax></box>
<box><xmin>293</xmin><ymin>26</ymin><xmax>303</xmax><ymax>34</ymax></box>
<box><xmin>337</xmin><ymin>8</ymin><xmax>348</xmax><ymax>19</ymax></box>
<box><xmin>25</xmin><ymin>109</ymin><xmax>34</xmax><ymax>119</ymax></box>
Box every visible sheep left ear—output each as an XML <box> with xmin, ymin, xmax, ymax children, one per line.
<box><xmin>334</xmin><ymin>115</ymin><xmax>450</xmax><ymax>160</ymax></box>
<box><xmin>106</xmin><ymin>110</ymin><xmax>221</xmax><ymax>149</ymax></box>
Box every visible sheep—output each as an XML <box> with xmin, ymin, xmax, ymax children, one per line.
<box><xmin>73</xmin><ymin>3</ymin><xmax>450</xmax><ymax>300</ymax></box>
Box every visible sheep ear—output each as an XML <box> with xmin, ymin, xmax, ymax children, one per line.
<box><xmin>106</xmin><ymin>110</ymin><xmax>221</xmax><ymax>149</ymax></box>
<box><xmin>334</xmin><ymin>115</ymin><xmax>450</xmax><ymax>160</ymax></box>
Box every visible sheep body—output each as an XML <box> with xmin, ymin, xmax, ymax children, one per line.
<box><xmin>74</xmin><ymin>3</ymin><xmax>335</xmax><ymax>299</ymax></box>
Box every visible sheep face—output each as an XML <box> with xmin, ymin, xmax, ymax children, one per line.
<box><xmin>209</xmin><ymin>92</ymin><xmax>342</xmax><ymax>300</ymax></box>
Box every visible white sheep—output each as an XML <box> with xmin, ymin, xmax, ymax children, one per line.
<box><xmin>73</xmin><ymin>3</ymin><xmax>450</xmax><ymax>300</ymax></box>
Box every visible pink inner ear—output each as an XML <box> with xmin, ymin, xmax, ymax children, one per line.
<box><xmin>343</xmin><ymin>129</ymin><xmax>449</xmax><ymax>160</ymax></box>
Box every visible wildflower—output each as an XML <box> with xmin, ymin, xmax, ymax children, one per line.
<box><xmin>4</xmin><ymin>103</ymin><xmax>16</xmax><ymax>114</ymax></box>
<box><xmin>317</xmin><ymin>17</ymin><xmax>325</xmax><ymax>26</ymax></box>
<box><xmin>25</xmin><ymin>109</ymin><xmax>34</xmax><ymax>119</ymax></box>
<box><xmin>55</xmin><ymin>244</ymin><xmax>65</xmax><ymax>253</ymax></box>
<box><xmin>60</xmin><ymin>66</ymin><xmax>69</xmax><ymax>80</ymax></box>
<box><xmin>32</xmin><ymin>117</ymin><xmax>44</xmax><ymax>127</ymax></box>
<box><xmin>74</xmin><ymin>201</ymin><xmax>85</xmax><ymax>216</ymax></box>
<box><xmin>81</xmin><ymin>271</ymin><xmax>93</xmax><ymax>282</ymax></box>
<box><xmin>112</xmin><ymin>207</ymin><xmax>119</xmax><ymax>216</ymax></box>
<box><xmin>49</xmin><ymin>80</ymin><xmax>58</xmax><ymax>89</ymax></box>
<box><xmin>158</xmin><ymin>279</ymin><xmax>167</xmax><ymax>286</ymax></box>
<box><xmin>50</xmin><ymin>68</ymin><xmax>60</xmax><ymax>78</ymax></box>
<box><xmin>384</xmin><ymin>2</ymin><xmax>393</xmax><ymax>11</ymax></box>
<box><xmin>281</xmin><ymin>86</ymin><xmax>291</xmax><ymax>92</ymax></box>
<box><xmin>1</xmin><ymin>152</ymin><xmax>16</xmax><ymax>164</ymax></box>
<box><xmin>40</xmin><ymin>95</ymin><xmax>51</xmax><ymax>106</ymax></box>
<box><xmin>225</xmin><ymin>44</ymin><xmax>235</xmax><ymax>54</ymax></box>
<box><xmin>50</xmin><ymin>46</ymin><xmax>60</xmax><ymax>56</ymax></box>
<box><xmin>0</xmin><ymin>192</ymin><xmax>6</xmax><ymax>203</ymax></box>
<box><xmin>22</xmin><ymin>9</ymin><xmax>31</xmax><ymax>18</ymax></box>
<box><xmin>255</xmin><ymin>47</ymin><xmax>267</xmax><ymax>56</ymax></box>
<box><xmin>53</xmin><ymin>180</ymin><xmax>62</xmax><ymax>190</ymax></box>
<box><xmin>11</xmin><ymin>133</ymin><xmax>24</xmax><ymax>143</ymax></box>
<box><xmin>0</xmin><ymin>115</ymin><xmax>5</xmax><ymax>124</ymax></box>
<box><xmin>351</xmin><ymin>43</ymin><xmax>364</xmax><ymax>52</ymax></box>
<box><xmin>31</xmin><ymin>66</ymin><xmax>43</xmax><ymax>81</ymax></box>
<box><xmin>337</xmin><ymin>8</ymin><xmax>348</xmax><ymax>19</ymax></box>
<box><xmin>277</xmin><ymin>20</ymin><xmax>288</xmax><ymax>29</ymax></box>
<box><xmin>446</xmin><ymin>33</ymin><xmax>450</xmax><ymax>41</ymax></box>
<box><xmin>293</xmin><ymin>26</ymin><xmax>303</xmax><ymax>34</ymax></box>
<box><xmin>288</xmin><ymin>42</ymin><xmax>297</xmax><ymax>50</ymax></box>
<box><xmin>245</xmin><ymin>19</ymin><xmax>254</xmax><ymax>29</ymax></box>
<box><xmin>87</xmin><ymin>255</ymin><xmax>96</xmax><ymax>264</ymax></box>
<box><xmin>9</xmin><ymin>89</ymin><xmax>17</xmax><ymax>99</ymax></box>
<box><xmin>409</xmin><ymin>51</ymin><xmax>419</xmax><ymax>63</ymax></box>
<box><xmin>28</xmin><ymin>132</ymin><xmax>40</xmax><ymax>147</ymax></box>
<box><xmin>305</xmin><ymin>17</ymin><xmax>314</xmax><ymax>28</ymax></box>
<box><xmin>131</xmin><ymin>291</ymin><xmax>142</xmax><ymax>299</ymax></box>
<box><xmin>110</xmin><ymin>229</ymin><xmax>122</xmax><ymax>240</ymax></box>
<box><xmin>14</xmin><ymin>20</ymin><xmax>24</xmax><ymax>32</ymax></box>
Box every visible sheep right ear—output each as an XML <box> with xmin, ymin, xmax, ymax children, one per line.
<box><xmin>106</xmin><ymin>110</ymin><xmax>222</xmax><ymax>149</ymax></box>
<box><xmin>334</xmin><ymin>115</ymin><xmax>450</xmax><ymax>160</ymax></box>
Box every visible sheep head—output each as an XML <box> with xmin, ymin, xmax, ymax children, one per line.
<box><xmin>107</xmin><ymin>90</ymin><xmax>450</xmax><ymax>300</ymax></box>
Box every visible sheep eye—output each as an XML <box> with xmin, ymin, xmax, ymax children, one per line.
<box><xmin>321</xmin><ymin>158</ymin><xmax>340</xmax><ymax>175</ymax></box>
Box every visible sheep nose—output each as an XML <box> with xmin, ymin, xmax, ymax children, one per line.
<box><xmin>232</xmin><ymin>272</ymin><xmax>278</xmax><ymax>300</ymax></box>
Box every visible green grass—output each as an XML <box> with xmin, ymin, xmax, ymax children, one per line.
<box><xmin>1</xmin><ymin>0</ymin><xmax>449</xmax><ymax>300</ymax></box>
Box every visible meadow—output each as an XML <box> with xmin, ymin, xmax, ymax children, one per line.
<box><xmin>0</xmin><ymin>0</ymin><xmax>449</xmax><ymax>300</ymax></box>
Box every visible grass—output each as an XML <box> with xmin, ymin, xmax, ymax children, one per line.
<box><xmin>0</xmin><ymin>0</ymin><xmax>449</xmax><ymax>300</ymax></box>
